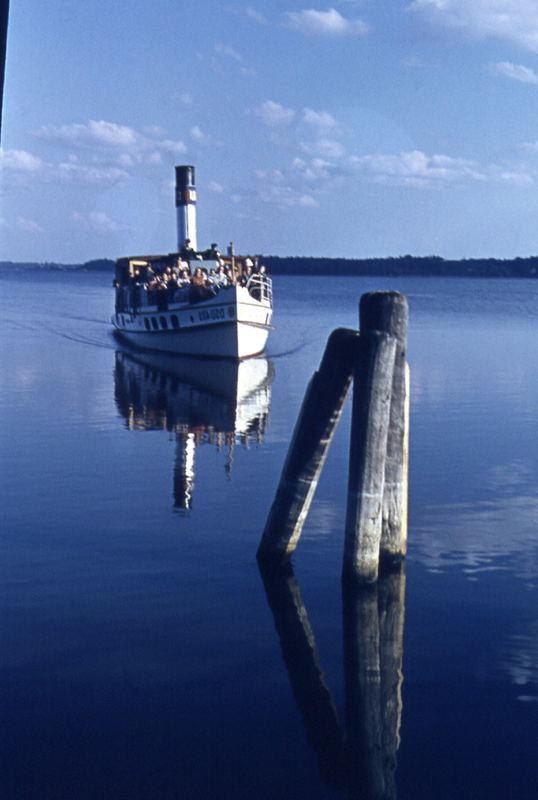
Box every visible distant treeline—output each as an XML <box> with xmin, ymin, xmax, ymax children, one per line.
<box><xmin>0</xmin><ymin>259</ymin><xmax>115</xmax><ymax>272</ymax></box>
<box><xmin>263</xmin><ymin>255</ymin><xmax>538</xmax><ymax>278</ymax></box>
<box><xmin>2</xmin><ymin>255</ymin><xmax>538</xmax><ymax>278</ymax></box>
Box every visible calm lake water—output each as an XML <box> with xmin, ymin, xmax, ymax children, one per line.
<box><xmin>1</xmin><ymin>271</ymin><xmax>537</xmax><ymax>799</ymax></box>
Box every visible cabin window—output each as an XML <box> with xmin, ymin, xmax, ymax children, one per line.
<box><xmin>160</xmin><ymin>316</ymin><xmax>168</xmax><ymax>330</ymax></box>
<box><xmin>171</xmin><ymin>315</ymin><xmax>179</xmax><ymax>329</ymax></box>
<box><xmin>144</xmin><ymin>318</ymin><xmax>150</xmax><ymax>331</ymax></box>
<box><xmin>151</xmin><ymin>317</ymin><xmax>159</xmax><ymax>331</ymax></box>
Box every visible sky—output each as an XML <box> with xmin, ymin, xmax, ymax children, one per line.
<box><xmin>3</xmin><ymin>0</ymin><xmax>538</xmax><ymax>262</ymax></box>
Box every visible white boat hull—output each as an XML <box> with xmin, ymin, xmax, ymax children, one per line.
<box><xmin>112</xmin><ymin>285</ymin><xmax>272</xmax><ymax>359</ymax></box>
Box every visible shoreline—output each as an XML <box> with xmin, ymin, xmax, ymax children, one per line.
<box><xmin>1</xmin><ymin>254</ymin><xmax>538</xmax><ymax>279</ymax></box>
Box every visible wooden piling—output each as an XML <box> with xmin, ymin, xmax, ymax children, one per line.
<box><xmin>343</xmin><ymin>332</ymin><xmax>397</xmax><ymax>582</ymax></box>
<box><xmin>257</xmin><ymin>328</ymin><xmax>360</xmax><ymax>563</ymax></box>
<box><xmin>359</xmin><ymin>292</ymin><xmax>409</xmax><ymax>562</ymax></box>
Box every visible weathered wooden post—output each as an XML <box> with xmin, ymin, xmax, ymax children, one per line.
<box><xmin>258</xmin><ymin>290</ymin><xmax>409</xmax><ymax>580</ymax></box>
<box><xmin>359</xmin><ymin>292</ymin><xmax>409</xmax><ymax>562</ymax></box>
<box><xmin>343</xmin><ymin>331</ymin><xmax>397</xmax><ymax>582</ymax></box>
<box><xmin>257</xmin><ymin>328</ymin><xmax>360</xmax><ymax>564</ymax></box>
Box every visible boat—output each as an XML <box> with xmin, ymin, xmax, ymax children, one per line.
<box><xmin>114</xmin><ymin>348</ymin><xmax>274</xmax><ymax>510</ymax></box>
<box><xmin>112</xmin><ymin>165</ymin><xmax>273</xmax><ymax>359</ymax></box>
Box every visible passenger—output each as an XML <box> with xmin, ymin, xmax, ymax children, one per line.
<box><xmin>156</xmin><ymin>283</ymin><xmax>168</xmax><ymax>311</ymax></box>
<box><xmin>250</xmin><ymin>265</ymin><xmax>267</xmax><ymax>300</ymax></box>
<box><xmin>189</xmin><ymin>266</ymin><xmax>211</xmax><ymax>302</ymax></box>
<box><xmin>213</xmin><ymin>265</ymin><xmax>228</xmax><ymax>288</ymax></box>
<box><xmin>167</xmin><ymin>272</ymin><xmax>179</xmax><ymax>302</ymax></box>
<box><xmin>240</xmin><ymin>264</ymin><xmax>254</xmax><ymax>287</ymax></box>
<box><xmin>180</xmin><ymin>238</ymin><xmax>195</xmax><ymax>260</ymax></box>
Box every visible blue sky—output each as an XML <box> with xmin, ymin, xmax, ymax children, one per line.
<box><xmin>3</xmin><ymin>0</ymin><xmax>538</xmax><ymax>261</ymax></box>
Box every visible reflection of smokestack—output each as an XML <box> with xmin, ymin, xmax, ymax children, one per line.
<box><xmin>175</xmin><ymin>165</ymin><xmax>197</xmax><ymax>252</ymax></box>
<box><xmin>173</xmin><ymin>431</ymin><xmax>196</xmax><ymax>511</ymax></box>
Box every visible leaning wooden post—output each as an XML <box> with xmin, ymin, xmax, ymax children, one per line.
<box><xmin>359</xmin><ymin>292</ymin><xmax>409</xmax><ymax>562</ymax></box>
<box><xmin>257</xmin><ymin>328</ymin><xmax>359</xmax><ymax>564</ymax></box>
<box><xmin>343</xmin><ymin>332</ymin><xmax>397</xmax><ymax>582</ymax></box>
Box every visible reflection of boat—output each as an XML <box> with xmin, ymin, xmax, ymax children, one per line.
<box><xmin>114</xmin><ymin>349</ymin><xmax>273</xmax><ymax>511</ymax></box>
<box><xmin>112</xmin><ymin>166</ymin><xmax>273</xmax><ymax>359</ymax></box>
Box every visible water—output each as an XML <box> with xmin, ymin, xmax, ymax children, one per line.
<box><xmin>1</xmin><ymin>271</ymin><xmax>537</xmax><ymax>799</ymax></box>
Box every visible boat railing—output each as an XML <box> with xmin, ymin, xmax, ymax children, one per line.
<box><xmin>116</xmin><ymin>273</ymin><xmax>273</xmax><ymax>314</ymax></box>
<box><xmin>246</xmin><ymin>274</ymin><xmax>273</xmax><ymax>305</ymax></box>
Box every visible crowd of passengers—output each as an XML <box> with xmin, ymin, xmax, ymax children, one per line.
<box><xmin>115</xmin><ymin>243</ymin><xmax>268</xmax><ymax>313</ymax></box>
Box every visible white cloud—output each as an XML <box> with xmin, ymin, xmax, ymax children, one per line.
<box><xmin>72</xmin><ymin>210</ymin><xmax>122</xmax><ymax>234</ymax></box>
<box><xmin>0</xmin><ymin>148</ymin><xmax>43</xmax><ymax>171</ymax></box>
<box><xmin>285</xmin><ymin>7</ymin><xmax>368</xmax><ymax>36</ymax></box>
<box><xmin>491</xmin><ymin>61</ymin><xmax>538</xmax><ymax>86</ymax></box>
<box><xmin>33</xmin><ymin>119</ymin><xmax>186</xmax><ymax>163</ymax></box>
<box><xmin>495</xmin><ymin>169</ymin><xmax>534</xmax><ymax>187</ymax></box>
<box><xmin>349</xmin><ymin>149</ymin><xmax>534</xmax><ymax>188</ymax></box>
<box><xmin>36</xmin><ymin>119</ymin><xmax>137</xmax><ymax>148</ymax></box>
<box><xmin>302</xmin><ymin>107</ymin><xmax>338</xmax><ymax>129</ymax></box>
<box><xmin>410</xmin><ymin>0</ymin><xmax>538</xmax><ymax>53</ymax></box>
<box><xmin>1</xmin><ymin>145</ymin><xmax>131</xmax><ymax>186</ymax></box>
<box><xmin>255</xmin><ymin>168</ymin><xmax>286</xmax><ymax>183</ymax></box>
<box><xmin>190</xmin><ymin>125</ymin><xmax>211</xmax><ymax>144</ymax></box>
<box><xmin>300</xmin><ymin>138</ymin><xmax>346</xmax><ymax>158</ymax></box>
<box><xmin>254</xmin><ymin>167</ymin><xmax>320</xmax><ymax>209</ymax></box>
<box><xmin>521</xmin><ymin>140</ymin><xmax>538</xmax><ymax>152</ymax></box>
<box><xmin>292</xmin><ymin>156</ymin><xmax>336</xmax><ymax>182</ymax></box>
<box><xmin>158</xmin><ymin>139</ymin><xmax>187</xmax><ymax>155</ymax></box>
<box><xmin>17</xmin><ymin>216</ymin><xmax>43</xmax><ymax>233</ymax></box>
<box><xmin>246</xmin><ymin>6</ymin><xmax>268</xmax><ymax>24</ymax></box>
<box><xmin>297</xmin><ymin>193</ymin><xmax>319</xmax><ymax>207</ymax></box>
<box><xmin>254</xmin><ymin>99</ymin><xmax>296</xmax><ymax>126</ymax></box>
<box><xmin>56</xmin><ymin>163</ymin><xmax>130</xmax><ymax>185</ymax></box>
<box><xmin>208</xmin><ymin>180</ymin><xmax>224</xmax><ymax>193</ymax></box>
<box><xmin>215</xmin><ymin>43</ymin><xmax>244</xmax><ymax>62</ymax></box>
<box><xmin>260</xmin><ymin>182</ymin><xmax>319</xmax><ymax>208</ymax></box>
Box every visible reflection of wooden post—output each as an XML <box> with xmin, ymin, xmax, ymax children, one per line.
<box><xmin>344</xmin><ymin>332</ymin><xmax>397</xmax><ymax>582</ymax></box>
<box><xmin>257</xmin><ymin>328</ymin><xmax>360</xmax><ymax>563</ymax></box>
<box><xmin>259</xmin><ymin>563</ymin><xmax>346</xmax><ymax>789</ymax></box>
<box><xmin>343</xmin><ymin>582</ymin><xmax>385</xmax><ymax>799</ymax></box>
<box><xmin>259</xmin><ymin>560</ymin><xmax>406</xmax><ymax>798</ymax></box>
<box><xmin>359</xmin><ymin>292</ymin><xmax>409</xmax><ymax>562</ymax></box>
<box><xmin>378</xmin><ymin>563</ymin><xmax>406</xmax><ymax>799</ymax></box>
<box><xmin>343</xmin><ymin>563</ymin><xmax>406</xmax><ymax>800</ymax></box>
